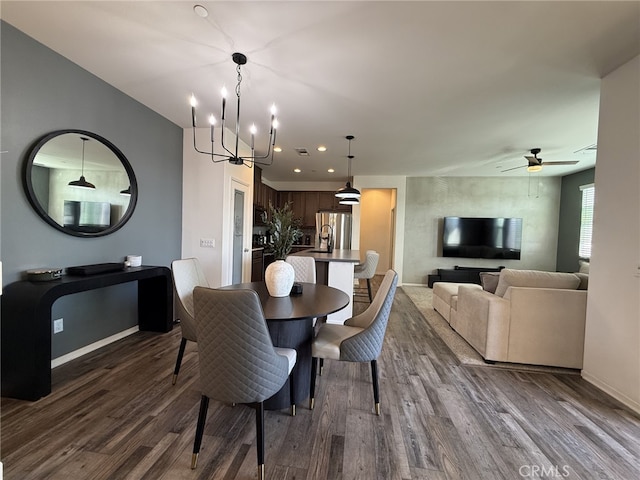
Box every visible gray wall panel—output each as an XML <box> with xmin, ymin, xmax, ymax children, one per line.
<box><xmin>1</xmin><ymin>22</ymin><xmax>182</xmax><ymax>357</ymax></box>
<box><xmin>556</xmin><ymin>168</ymin><xmax>595</xmax><ymax>273</ymax></box>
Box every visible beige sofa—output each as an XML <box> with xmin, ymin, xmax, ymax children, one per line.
<box><xmin>448</xmin><ymin>269</ymin><xmax>588</xmax><ymax>369</ymax></box>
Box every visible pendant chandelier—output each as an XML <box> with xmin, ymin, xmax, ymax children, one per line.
<box><xmin>335</xmin><ymin>135</ymin><xmax>360</xmax><ymax>204</ymax></box>
<box><xmin>68</xmin><ymin>136</ymin><xmax>95</xmax><ymax>189</ymax></box>
<box><xmin>190</xmin><ymin>52</ymin><xmax>278</xmax><ymax>168</ymax></box>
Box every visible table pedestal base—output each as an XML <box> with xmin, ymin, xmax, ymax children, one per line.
<box><xmin>265</xmin><ymin>318</ymin><xmax>312</xmax><ymax>411</ymax></box>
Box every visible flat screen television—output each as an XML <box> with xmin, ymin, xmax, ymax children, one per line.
<box><xmin>63</xmin><ymin>200</ymin><xmax>111</xmax><ymax>233</ymax></box>
<box><xmin>442</xmin><ymin>216</ymin><xmax>522</xmax><ymax>259</ymax></box>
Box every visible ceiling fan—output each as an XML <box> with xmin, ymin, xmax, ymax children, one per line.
<box><xmin>502</xmin><ymin>148</ymin><xmax>579</xmax><ymax>173</ymax></box>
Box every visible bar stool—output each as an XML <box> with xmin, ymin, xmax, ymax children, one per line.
<box><xmin>354</xmin><ymin>251</ymin><xmax>379</xmax><ymax>302</ymax></box>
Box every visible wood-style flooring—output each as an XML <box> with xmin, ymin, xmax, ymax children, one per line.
<box><xmin>2</xmin><ymin>279</ymin><xmax>639</xmax><ymax>479</ymax></box>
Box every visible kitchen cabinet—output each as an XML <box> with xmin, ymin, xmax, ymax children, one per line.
<box><xmin>264</xmin><ymin>185</ymin><xmax>277</xmax><ymax>210</ymax></box>
<box><xmin>279</xmin><ymin>191</ymin><xmax>306</xmax><ymax>225</ymax></box>
<box><xmin>253</xmin><ymin>168</ymin><xmax>263</xmax><ymax>207</ymax></box>
<box><xmin>260</xmin><ymin>187</ymin><xmax>351</xmax><ymax>227</ymax></box>
<box><xmin>317</xmin><ymin>191</ymin><xmax>335</xmax><ymax>211</ymax></box>
<box><xmin>251</xmin><ymin>249</ymin><xmax>264</xmax><ymax>282</ymax></box>
<box><xmin>303</xmin><ymin>192</ymin><xmax>319</xmax><ymax>227</ymax></box>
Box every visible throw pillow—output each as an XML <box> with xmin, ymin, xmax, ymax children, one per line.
<box><xmin>479</xmin><ymin>271</ymin><xmax>500</xmax><ymax>294</ymax></box>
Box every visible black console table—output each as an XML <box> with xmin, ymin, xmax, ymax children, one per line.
<box><xmin>1</xmin><ymin>265</ymin><xmax>173</xmax><ymax>401</ymax></box>
<box><xmin>428</xmin><ymin>265</ymin><xmax>504</xmax><ymax>287</ymax></box>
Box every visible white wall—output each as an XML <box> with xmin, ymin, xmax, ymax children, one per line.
<box><xmin>582</xmin><ymin>55</ymin><xmax>640</xmax><ymax>413</ymax></box>
<box><xmin>182</xmin><ymin>127</ymin><xmax>253</xmax><ymax>287</ymax></box>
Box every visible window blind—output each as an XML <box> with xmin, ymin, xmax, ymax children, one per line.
<box><xmin>579</xmin><ymin>184</ymin><xmax>595</xmax><ymax>259</ymax></box>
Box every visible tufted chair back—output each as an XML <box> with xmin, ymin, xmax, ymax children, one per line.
<box><xmin>285</xmin><ymin>255</ymin><xmax>316</xmax><ymax>284</ymax></box>
<box><xmin>193</xmin><ymin>287</ymin><xmax>290</xmax><ymax>404</ymax></box>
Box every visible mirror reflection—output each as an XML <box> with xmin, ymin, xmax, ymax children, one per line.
<box><xmin>25</xmin><ymin>130</ymin><xmax>137</xmax><ymax>237</ymax></box>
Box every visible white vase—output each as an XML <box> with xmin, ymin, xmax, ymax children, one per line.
<box><xmin>265</xmin><ymin>260</ymin><xmax>295</xmax><ymax>297</ymax></box>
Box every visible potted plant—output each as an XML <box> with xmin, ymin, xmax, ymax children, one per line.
<box><xmin>262</xmin><ymin>202</ymin><xmax>303</xmax><ymax>296</ymax></box>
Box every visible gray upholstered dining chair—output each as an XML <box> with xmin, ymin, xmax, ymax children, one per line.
<box><xmin>310</xmin><ymin>269</ymin><xmax>397</xmax><ymax>415</ymax></box>
<box><xmin>354</xmin><ymin>250</ymin><xmax>380</xmax><ymax>302</ymax></box>
<box><xmin>191</xmin><ymin>287</ymin><xmax>297</xmax><ymax>480</ymax></box>
<box><xmin>285</xmin><ymin>255</ymin><xmax>318</xmax><ymax>325</ymax></box>
<box><xmin>171</xmin><ymin>258</ymin><xmax>209</xmax><ymax>385</ymax></box>
<box><xmin>285</xmin><ymin>255</ymin><xmax>316</xmax><ymax>284</ymax></box>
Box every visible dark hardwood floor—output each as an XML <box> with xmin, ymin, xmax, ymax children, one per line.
<box><xmin>2</xmin><ymin>278</ymin><xmax>639</xmax><ymax>479</ymax></box>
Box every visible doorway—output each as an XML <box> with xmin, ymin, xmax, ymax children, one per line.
<box><xmin>359</xmin><ymin>188</ymin><xmax>397</xmax><ymax>272</ymax></box>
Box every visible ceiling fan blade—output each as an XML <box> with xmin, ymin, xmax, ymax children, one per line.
<box><xmin>543</xmin><ymin>161</ymin><xmax>579</xmax><ymax>166</ymax></box>
<box><xmin>501</xmin><ymin>164</ymin><xmax>526</xmax><ymax>173</ymax></box>
<box><xmin>524</xmin><ymin>155</ymin><xmax>541</xmax><ymax>165</ymax></box>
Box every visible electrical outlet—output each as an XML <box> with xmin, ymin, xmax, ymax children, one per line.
<box><xmin>200</xmin><ymin>238</ymin><xmax>215</xmax><ymax>248</ymax></box>
<box><xmin>53</xmin><ymin>318</ymin><xmax>63</xmax><ymax>334</ymax></box>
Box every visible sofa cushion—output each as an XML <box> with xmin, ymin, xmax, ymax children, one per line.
<box><xmin>479</xmin><ymin>271</ymin><xmax>500</xmax><ymax>294</ymax></box>
<box><xmin>494</xmin><ymin>269</ymin><xmax>581</xmax><ymax>297</ymax></box>
<box><xmin>574</xmin><ymin>272</ymin><xmax>589</xmax><ymax>290</ymax></box>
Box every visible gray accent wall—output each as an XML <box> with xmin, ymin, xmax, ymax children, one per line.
<box><xmin>1</xmin><ymin>22</ymin><xmax>183</xmax><ymax>358</ymax></box>
<box><xmin>556</xmin><ymin>168</ymin><xmax>595</xmax><ymax>273</ymax></box>
<box><xmin>403</xmin><ymin>176</ymin><xmax>562</xmax><ymax>284</ymax></box>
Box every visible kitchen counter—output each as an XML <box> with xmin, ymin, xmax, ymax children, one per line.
<box><xmin>291</xmin><ymin>248</ymin><xmax>361</xmax><ymax>263</ymax></box>
<box><xmin>290</xmin><ymin>249</ymin><xmax>361</xmax><ymax>323</ymax></box>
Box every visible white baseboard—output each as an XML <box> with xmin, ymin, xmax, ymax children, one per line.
<box><xmin>581</xmin><ymin>371</ymin><xmax>640</xmax><ymax>415</ymax></box>
<box><xmin>51</xmin><ymin>326</ymin><xmax>139</xmax><ymax>369</ymax></box>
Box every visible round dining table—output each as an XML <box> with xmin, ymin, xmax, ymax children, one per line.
<box><xmin>219</xmin><ymin>281</ymin><xmax>349</xmax><ymax>410</ymax></box>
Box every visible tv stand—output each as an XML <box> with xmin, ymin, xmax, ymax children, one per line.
<box><xmin>1</xmin><ymin>265</ymin><xmax>173</xmax><ymax>400</ymax></box>
<box><xmin>427</xmin><ymin>265</ymin><xmax>504</xmax><ymax>287</ymax></box>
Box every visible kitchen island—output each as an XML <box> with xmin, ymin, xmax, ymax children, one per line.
<box><xmin>290</xmin><ymin>249</ymin><xmax>361</xmax><ymax>323</ymax></box>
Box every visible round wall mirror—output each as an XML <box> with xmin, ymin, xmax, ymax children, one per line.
<box><xmin>24</xmin><ymin>129</ymin><xmax>138</xmax><ymax>237</ymax></box>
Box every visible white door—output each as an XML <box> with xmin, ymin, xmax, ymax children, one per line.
<box><xmin>227</xmin><ymin>179</ymin><xmax>251</xmax><ymax>284</ymax></box>
<box><xmin>232</xmin><ymin>189</ymin><xmax>245</xmax><ymax>284</ymax></box>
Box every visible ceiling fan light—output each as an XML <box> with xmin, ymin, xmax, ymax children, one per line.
<box><xmin>527</xmin><ymin>164</ymin><xmax>543</xmax><ymax>173</ymax></box>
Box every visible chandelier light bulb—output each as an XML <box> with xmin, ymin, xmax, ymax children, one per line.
<box><xmin>209</xmin><ymin>114</ymin><xmax>216</xmax><ymax>125</ymax></box>
<box><xmin>272</xmin><ymin>119</ymin><xmax>279</xmax><ymax>130</ymax></box>
<box><xmin>270</xmin><ymin>104</ymin><xmax>277</xmax><ymax>115</ymax></box>
<box><xmin>220</xmin><ymin>86</ymin><xmax>228</xmax><ymax>98</ymax></box>
<box><xmin>190</xmin><ymin>94</ymin><xmax>197</xmax><ymax>107</ymax></box>
<box><xmin>250</xmin><ymin>124</ymin><xmax>257</xmax><ymax>135</ymax></box>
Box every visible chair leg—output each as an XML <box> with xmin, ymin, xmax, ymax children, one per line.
<box><xmin>371</xmin><ymin>360</ymin><xmax>380</xmax><ymax>416</ymax></box>
<box><xmin>310</xmin><ymin>357</ymin><xmax>317</xmax><ymax>410</ymax></box>
<box><xmin>255</xmin><ymin>402</ymin><xmax>265</xmax><ymax>480</ymax></box>
<box><xmin>191</xmin><ymin>395</ymin><xmax>210</xmax><ymax>469</ymax></box>
<box><xmin>289</xmin><ymin>373</ymin><xmax>296</xmax><ymax>416</ymax></box>
<box><xmin>172</xmin><ymin>337</ymin><xmax>188</xmax><ymax>385</ymax></box>
<box><xmin>366</xmin><ymin>278</ymin><xmax>373</xmax><ymax>302</ymax></box>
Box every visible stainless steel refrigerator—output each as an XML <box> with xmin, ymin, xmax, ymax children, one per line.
<box><xmin>316</xmin><ymin>211</ymin><xmax>352</xmax><ymax>250</ymax></box>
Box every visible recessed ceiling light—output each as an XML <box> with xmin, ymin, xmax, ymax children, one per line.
<box><xmin>193</xmin><ymin>5</ymin><xmax>209</xmax><ymax>17</ymax></box>
<box><xmin>317</xmin><ymin>146</ymin><xmax>327</xmax><ymax>152</ymax></box>
<box><xmin>328</xmin><ymin>168</ymin><xmax>335</xmax><ymax>173</ymax></box>
<box><xmin>294</xmin><ymin>168</ymin><xmax>301</xmax><ymax>173</ymax></box>
<box><xmin>274</xmin><ymin>146</ymin><xmax>282</xmax><ymax>153</ymax></box>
